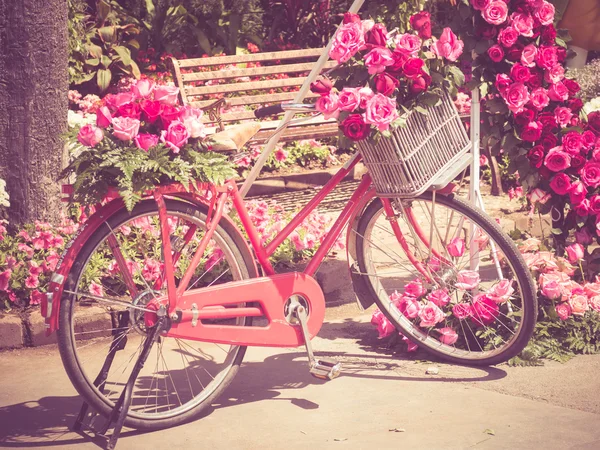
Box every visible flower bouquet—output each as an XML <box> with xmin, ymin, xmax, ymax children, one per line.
<box><xmin>63</xmin><ymin>79</ymin><xmax>237</xmax><ymax>210</ymax></box>
<box><xmin>310</xmin><ymin>11</ymin><xmax>466</xmax><ymax>144</ymax></box>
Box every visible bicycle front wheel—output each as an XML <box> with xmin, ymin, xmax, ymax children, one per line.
<box><xmin>354</xmin><ymin>192</ymin><xmax>537</xmax><ymax>365</ymax></box>
<box><xmin>58</xmin><ymin>199</ymin><xmax>258</xmax><ymax>430</ymax></box>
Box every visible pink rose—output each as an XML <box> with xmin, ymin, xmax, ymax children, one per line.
<box><xmin>154</xmin><ymin>85</ymin><xmax>180</xmax><ymax>106</ymax></box>
<box><xmin>556</xmin><ymin>302</ymin><xmax>572</xmax><ymax>320</ymax></box>
<box><xmin>548</xmin><ymin>82</ymin><xmax>569</xmax><ymax>102</ymax></box>
<box><xmin>519</xmin><ymin>237</ymin><xmax>541</xmax><ymax>252</ymax></box>
<box><xmin>498</xmin><ymin>26</ymin><xmax>519</xmax><ymax>48</ymax></box>
<box><xmin>437</xmin><ymin>327</ymin><xmax>458</xmax><ymax>345</ymax></box>
<box><xmin>315</xmin><ymin>93</ymin><xmax>340</xmax><ymax>120</ymax></box>
<box><xmin>394</xmin><ymin>33</ymin><xmax>422</xmax><ymax>55</ymax></box>
<box><xmin>364</xmin><ymin>47</ymin><xmax>395</xmax><ymax>74</ymax></box>
<box><xmin>104</xmin><ymin>92</ymin><xmax>134</xmax><ymax>111</ymax></box>
<box><xmin>134</xmin><ymin>133</ymin><xmax>159</xmax><ymax>151</ymax></box>
<box><xmin>402</xmin><ymin>58</ymin><xmax>425</xmax><ymax>79</ymax></box>
<box><xmin>510</xmin><ymin>63</ymin><xmax>530</xmax><ymax>82</ymax></box>
<box><xmin>590</xmin><ymin>195</ymin><xmax>600</xmax><ymax>214</ymax></box>
<box><xmin>363</xmin><ymin>93</ymin><xmax>399</xmax><ymax>132</ymax></box>
<box><xmin>447</xmin><ymin>237</ymin><xmax>466</xmax><ymax>257</ymax></box>
<box><xmin>544</xmin><ymin>146</ymin><xmax>571</xmax><ymax>172</ymax></box>
<box><xmin>535</xmin><ymin>1</ymin><xmax>555</xmax><ymax>26</ymax></box>
<box><xmin>562</xmin><ymin>131</ymin><xmax>582</xmax><ymax>155</ymax></box>
<box><xmin>141</xmin><ymin>100</ymin><xmax>163</xmax><ymax>123</ymax></box>
<box><xmin>452</xmin><ymin>302</ymin><xmax>473</xmax><ymax>320</ymax></box>
<box><xmin>535</xmin><ymin>46</ymin><xmax>558</xmax><ymax>69</ymax></box>
<box><xmin>405</xmin><ymin>278</ymin><xmax>426</xmax><ymax>297</ymax></box>
<box><xmin>569</xmin><ymin>295</ymin><xmax>589</xmax><ymax>316</ymax></box>
<box><xmin>581</xmin><ymin>162</ymin><xmax>600</xmax><ymax>188</ymax></box>
<box><xmin>483</xmin><ymin>1</ymin><xmax>509</xmax><ymax>25</ymax></box>
<box><xmin>471</xmin><ymin>294</ymin><xmax>499</xmax><ymax>326</ymax></box>
<box><xmin>432</xmin><ymin>28</ymin><xmax>464</xmax><ymax>62</ymax></box>
<box><xmin>456</xmin><ymin>270</ymin><xmax>480</xmax><ymax>290</ymax></box>
<box><xmin>357</xmin><ymin>86</ymin><xmax>375</xmax><ymax>109</ymax></box>
<box><xmin>541</xmin><ymin>280</ymin><xmax>562</xmax><ymax>300</ymax></box>
<box><xmin>160</xmin><ymin>121</ymin><xmax>189</xmax><ymax>153</ymax></box>
<box><xmin>329</xmin><ymin>22</ymin><xmax>365</xmax><ymax>63</ymax></box>
<box><xmin>521</xmin><ymin>44</ymin><xmax>538</xmax><ymax>68</ymax></box>
<box><xmin>160</xmin><ymin>105</ymin><xmax>183</xmax><ymax>128</ymax></box>
<box><xmin>510</xmin><ymin>12</ymin><xmax>534</xmax><ymax>37</ymax></box>
<box><xmin>371</xmin><ymin>310</ymin><xmax>396</xmax><ymax>339</ymax></box>
<box><xmin>503</xmin><ymin>82</ymin><xmax>529</xmax><ymax>114</ymax></box>
<box><xmin>553</xmin><ymin>106</ymin><xmax>573</xmax><ymax>128</ymax></box>
<box><xmin>527</xmin><ymin>187</ymin><xmax>551</xmax><ymax>204</ymax></box>
<box><xmin>575</xmin><ymin>199</ymin><xmax>591</xmax><ymax>216</ymax></box>
<box><xmin>568</xmin><ymin>180</ymin><xmax>587</xmax><ymax>205</ymax></box>
<box><xmin>117</xmin><ymin>102</ymin><xmax>141</xmax><ymax>120</ymax></box>
<box><xmin>544</xmin><ymin>65</ymin><xmax>565</xmax><ymax>84</ymax></box>
<box><xmin>132</xmin><ymin>78</ymin><xmax>155</xmax><ymax>99</ymax></box>
<box><xmin>338</xmin><ymin>88</ymin><xmax>362</xmax><ymax>111</ymax></box>
<box><xmin>418</xmin><ymin>302</ymin><xmax>445</xmax><ymax>327</ymax></box>
<box><xmin>585</xmin><ymin>283</ymin><xmax>600</xmax><ymax>298</ymax></box>
<box><xmin>182</xmin><ymin>116</ymin><xmax>205</xmax><ymax>139</ymax></box>
<box><xmin>310</xmin><ymin>78</ymin><xmax>333</xmax><ymax>96</ymax></box>
<box><xmin>427</xmin><ymin>289</ymin><xmax>451</xmax><ymax>307</ymax></box>
<box><xmin>111</xmin><ymin>117</ymin><xmax>140</xmax><ymax>141</ymax></box>
<box><xmin>487</xmin><ymin>279</ymin><xmax>514</xmax><ymax>303</ymax></box>
<box><xmin>77</xmin><ymin>124</ymin><xmax>104</xmax><ymax>147</ymax></box>
<box><xmin>530</xmin><ymin>87</ymin><xmax>549</xmax><ymax>110</ymax></box>
<box><xmin>96</xmin><ymin>106</ymin><xmax>112</xmax><ymax>128</ymax></box>
<box><xmin>565</xmin><ymin>243</ymin><xmax>584</xmax><ymax>263</ymax></box>
<box><xmin>488</xmin><ymin>45</ymin><xmax>505</xmax><ymax>63</ymax></box>
<box><xmin>549</xmin><ymin>173</ymin><xmax>572</xmax><ymax>195</ymax></box>
<box><xmin>589</xmin><ymin>295</ymin><xmax>600</xmax><ymax>312</ymax></box>
<box><xmin>397</xmin><ymin>296</ymin><xmax>422</xmax><ymax>319</ymax></box>
<box><xmin>521</xmin><ymin>121</ymin><xmax>542</xmax><ymax>142</ymax></box>
<box><xmin>374</xmin><ymin>72</ymin><xmax>400</xmax><ymax>96</ymax></box>
<box><xmin>495</xmin><ymin>73</ymin><xmax>511</xmax><ymax>94</ymax></box>
<box><xmin>471</xmin><ymin>0</ymin><xmax>491</xmax><ymax>11</ymax></box>
<box><xmin>576</xmin><ymin>228</ymin><xmax>594</xmax><ymax>245</ymax></box>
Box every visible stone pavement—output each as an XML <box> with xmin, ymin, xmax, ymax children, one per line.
<box><xmin>1</xmin><ymin>306</ymin><xmax>599</xmax><ymax>450</ymax></box>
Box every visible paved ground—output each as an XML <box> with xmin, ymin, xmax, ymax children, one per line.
<box><xmin>1</xmin><ymin>305</ymin><xmax>599</xmax><ymax>450</ymax></box>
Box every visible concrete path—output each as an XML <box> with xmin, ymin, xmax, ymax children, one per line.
<box><xmin>1</xmin><ymin>307</ymin><xmax>599</xmax><ymax>450</ymax></box>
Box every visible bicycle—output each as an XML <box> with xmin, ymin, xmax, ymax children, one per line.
<box><xmin>42</xmin><ymin>94</ymin><xmax>537</xmax><ymax>449</ymax></box>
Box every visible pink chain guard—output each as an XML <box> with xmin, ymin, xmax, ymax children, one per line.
<box><xmin>165</xmin><ymin>272</ymin><xmax>325</xmax><ymax>347</ymax></box>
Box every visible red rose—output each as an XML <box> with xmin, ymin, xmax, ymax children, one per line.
<box><xmin>580</xmin><ymin>162</ymin><xmax>600</xmax><ymax>188</ymax></box>
<box><xmin>476</xmin><ymin>24</ymin><xmax>498</xmax><ymax>40</ymax></box>
<box><xmin>141</xmin><ymin>100</ymin><xmax>163</xmax><ymax>123</ymax></box>
<box><xmin>582</xmin><ymin>130</ymin><xmax>596</xmax><ymax>150</ymax></box>
<box><xmin>403</xmin><ymin>58</ymin><xmax>425</xmax><ymax>79</ymax></box>
<box><xmin>510</xmin><ymin>63</ymin><xmax>530</xmax><ymax>82</ymax></box>
<box><xmin>409</xmin><ymin>11</ymin><xmax>432</xmax><ymax>39</ymax></box>
<box><xmin>488</xmin><ymin>45</ymin><xmax>505</xmax><ymax>63</ymax></box>
<box><xmin>549</xmin><ymin>173</ymin><xmax>572</xmax><ymax>195</ymax></box>
<box><xmin>570</xmin><ymin>154</ymin><xmax>586</xmax><ymax>171</ymax></box>
<box><xmin>541</xmin><ymin>25</ymin><xmax>557</xmax><ymax>43</ymax></box>
<box><xmin>557</xmin><ymin>47</ymin><xmax>567</xmax><ymax>62</ymax></box>
<box><xmin>521</xmin><ymin>121</ymin><xmax>543</xmax><ymax>142</ymax></box>
<box><xmin>310</xmin><ymin>77</ymin><xmax>333</xmax><ymax>96</ymax></box>
<box><xmin>569</xmin><ymin>180</ymin><xmax>588</xmax><ymax>205</ymax></box>
<box><xmin>160</xmin><ymin>105</ymin><xmax>182</xmax><ymax>128</ymax></box>
<box><xmin>590</xmin><ymin>194</ymin><xmax>600</xmax><ymax>214</ymax></box>
<box><xmin>341</xmin><ymin>114</ymin><xmax>371</xmax><ymax>141</ymax></box>
<box><xmin>495</xmin><ymin>73</ymin><xmax>511</xmax><ymax>93</ymax></box>
<box><xmin>563</xmin><ymin>79</ymin><xmax>581</xmax><ymax>96</ymax></box>
<box><xmin>526</xmin><ymin>69</ymin><xmax>543</xmax><ymax>89</ymax></box>
<box><xmin>527</xmin><ymin>145</ymin><xmax>545</xmax><ymax>168</ymax></box>
<box><xmin>538</xmin><ymin>112</ymin><xmax>558</xmax><ymax>132</ymax></box>
<box><xmin>562</xmin><ymin>131</ymin><xmax>583</xmax><ymax>155</ymax></box>
<box><xmin>343</xmin><ymin>12</ymin><xmax>361</xmax><ymax>24</ymax></box>
<box><xmin>365</xmin><ymin>23</ymin><xmax>388</xmax><ymax>49</ymax></box>
<box><xmin>514</xmin><ymin>108</ymin><xmax>535</xmax><ymax>127</ymax></box>
<box><xmin>388</xmin><ymin>50</ymin><xmax>409</xmax><ymax>75</ymax></box>
<box><xmin>575</xmin><ymin>199</ymin><xmax>591</xmax><ymax>216</ymax></box>
<box><xmin>535</xmin><ymin>45</ymin><xmax>558</xmax><ymax>69</ymax></box>
<box><xmin>374</xmin><ymin>72</ymin><xmax>400</xmax><ymax>96</ymax></box>
<box><xmin>117</xmin><ymin>102</ymin><xmax>141</xmax><ymax>119</ymax></box>
<box><xmin>588</xmin><ymin>111</ymin><xmax>600</xmax><ymax>135</ymax></box>
<box><xmin>506</xmin><ymin>42</ymin><xmax>524</xmax><ymax>61</ymax></box>
<box><xmin>410</xmin><ymin>72</ymin><xmax>432</xmax><ymax>94</ymax></box>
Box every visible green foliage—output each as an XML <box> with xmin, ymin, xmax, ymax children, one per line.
<box><xmin>265</xmin><ymin>141</ymin><xmax>333</xmax><ymax>171</ymax></box>
<box><xmin>62</xmin><ymin>134</ymin><xmax>237</xmax><ymax>211</ymax></box>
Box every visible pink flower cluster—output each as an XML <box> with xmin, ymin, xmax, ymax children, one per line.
<box><xmin>76</xmin><ymin>78</ymin><xmax>206</xmax><ymax>154</ymax></box>
<box><xmin>313</xmin><ymin>12</ymin><xmax>463</xmax><ymax>141</ymax></box>
<box><xmin>518</xmin><ymin>238</ymin><xmax>600</xmax><ymax>320</ymax></box>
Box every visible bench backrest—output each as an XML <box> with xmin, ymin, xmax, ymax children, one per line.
<box><xmin>170</xmin><ymin>48</ymin><xmax>336</xmax><ymax>126</ymax></box>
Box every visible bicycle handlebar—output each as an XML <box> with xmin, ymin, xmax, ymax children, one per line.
<box><xmin>254</xmin><ymin>103</ymin><xmax>317</xmax><ymax>119</ymax></box>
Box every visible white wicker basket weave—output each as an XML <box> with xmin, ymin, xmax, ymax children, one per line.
<box><xmin>356</xmin><ymin>90</ymin><xmax>470</xmax><ymax>197</ymax></box>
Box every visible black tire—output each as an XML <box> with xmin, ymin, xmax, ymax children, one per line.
<box><xmin>58</xmin><ymin>199</ymin><xmax>258</xmax><ymax>430</ymax></box>
<box><xmin>354</xmin><ymin>193</ymin><xmax>537</xmax><ymax>366</ymax></box>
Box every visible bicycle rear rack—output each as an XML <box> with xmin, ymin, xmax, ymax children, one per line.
<box><xmin>73</xmin><ymin>309</ymin><xmax>167</xmax><ymax>450</ymax></box>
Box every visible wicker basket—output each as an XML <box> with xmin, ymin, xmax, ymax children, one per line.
<box><xmin>356</xmin><ymin>90</ymin><xmax>470</xmax><ymax>197</ymax></box>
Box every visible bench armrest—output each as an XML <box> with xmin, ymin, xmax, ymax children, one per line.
<box><xmin>201</xmin><ymin>98</ymin><xmax>228</xmax><ymax>132</ymax></box>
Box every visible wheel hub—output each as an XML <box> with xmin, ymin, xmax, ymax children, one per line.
<box><xmin>129</xmin><ymin>290</ymin><xmax>161</xmax><ymax>334</ymax></box>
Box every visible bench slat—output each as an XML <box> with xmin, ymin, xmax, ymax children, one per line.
<box><xmin>185</xmin><ymin>77</ymin><xmax>307</xmax><ymax>97</ymax></box>
<box><xmin>180</xmin><ymin>60</ymin><xmax>337</xmax><ymax>83</ymax></box>
<box><xmin>190</xmin><ymin>91</ymin><xmax>319</xmax><ymax>109</ymax></box>
<box><xmin>175</xmin><ymin>48</ymin><xmax>325</xmax><ymax>68</ymax></box>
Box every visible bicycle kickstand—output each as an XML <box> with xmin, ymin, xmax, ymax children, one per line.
<box><xmin>290</xmin><ymin>296</ymin><xmax>342</xmax><ymax>380</ymax></box>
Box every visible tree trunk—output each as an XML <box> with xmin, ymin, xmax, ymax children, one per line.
<box><xmin>0</xmin><ymin>0</ymin><xmax>68</xmax><ymax>226</ymax></box>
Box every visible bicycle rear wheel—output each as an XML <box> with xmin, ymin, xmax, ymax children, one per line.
<box><xmin>353</xmin><ymin>192</ymin><xmax>537</xmax><ymax>365</ymax></box>
<box><xmin>58</xmin><ymin>199</ymin><xmax>257</xmax><ymax>430</ymax></box>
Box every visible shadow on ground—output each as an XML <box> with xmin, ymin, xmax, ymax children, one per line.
<box><xmin>0</xmin><ymin>318</ymin><xmax>507</xmax><ymax>448</ymax></box>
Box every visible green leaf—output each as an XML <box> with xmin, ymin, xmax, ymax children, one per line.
<box><xmin>101</xmin><ymin>55</ymin><xmax>112</xmax><ymax>69</ymax></box>
<box><xmin>97</xmin><ymin>26</ymin><xmax>117</xmax><ymax>44</ymax></box>
<box><xmin>96</xmin><ymin>0</ymin><xmax>111</xmax><ymax>23</ymax></box>
<box><xmin>130</xmin><ymin>60</ymin><xmax>141</xmax><ymax>79</ymax></box>
<box><xmin>97</xmin><ymin>68</ymin><xmax>112</xmax><ymax>92</ymax></box>
<box><xmin>144</xmin><ymin>0</ymin><xmax>155</xmax><ymax>18</ymax></box>
<box><xmin>113</xmin><ymin>46</ymin><xmax>132</xmax><ymax>66</ymax></box>
<box><xmin>420</xmin><ymin>92</ymin><xmax>441</xmax><ymax>107</ymax></box>
<box><xmin>447</xmin><ymin>66</ymin><xmax>465</xmax><ymax>87</ymax></box>
<box><xmin>479</xmin><ymin>82</ymin><xmax>489</xmax><ymax>98</ymax></box>
<box><xmin>85</xmin><ymin>58</ymin><xmax>100</xmax><ymax>67</ymax></box>
<box><xmin>87</xmin><ymin>43</ymin><xmax>103</xmax><ymax>59</ymax></box>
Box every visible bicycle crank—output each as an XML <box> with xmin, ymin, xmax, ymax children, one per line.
<box><xmin>290</xmin><ymin>296</ymin><xmax>341</xmax><ymax>381</ymax></box>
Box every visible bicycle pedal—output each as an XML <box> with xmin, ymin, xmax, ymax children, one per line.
<box><xmin>309</xmin><ymin>358</ymin><xmax>342</xmax><ymax>380</ymax></box>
